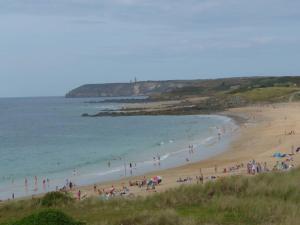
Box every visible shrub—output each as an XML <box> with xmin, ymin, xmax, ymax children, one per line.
<box><xmin>6</xmin><ymin>209</ymin><xmax>85</xmax><ymax>225</ymax></box>
<box><xmin>41</xmin><ymin>192</ymin><xmax>74</xmax><ymax>207</ymax></box>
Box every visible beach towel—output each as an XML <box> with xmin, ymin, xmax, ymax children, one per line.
<box><xmin>273</xmin><ymin>152</ymin><xmax>286</xmax><ymax>158</ymax></box>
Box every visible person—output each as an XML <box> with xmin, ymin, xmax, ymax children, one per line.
<box><xmin>251</xmin><ymin>163</ymin><xmax>256</xmax><ymax>175</ymax></box>
<box><xmin>12</xmin><ymin>193</ymin><xmax>14</xmax><ymax>200</ymax></box>
<box><xmin>142</xmin><ymin>176</ymin><xmax>147</xmax><ymax>186</ymax></box>
<box><xmin>77</xmin><ymin>190</ymin><xmax>81</xmax><ymax>200</ymax></box>
<box><xmin>129</xmin><ymin>163</ymin><xmax>133</xmax><ymax>175</ymax></box>
<box><xmin>108</xmin><ymin>161</ymin><xmax>111</xmax><ymax>168</ymax></box>
<box><xmin>47</xmin><ymin>178</ymin><xmax>50</xmax><ymax>188</ymax></box>
<box><xmin>69</xmin><ymin>181</ymin><xmax>73</xmax><ymax>190</ymax></box>
<box><xmin>43</xmin><ymin>179</ymin><xmax>46</xmax><ymax>191</ymax></box>
<box><xmin>200</xmin><ymin>173</ymin><xmax>204</xmax><ymax>184</ymax></box>
<box><xmin>214</xmin><ymin>165</ymin><xmax>218</xmax><ymax>174</ymax></box>
<box><xmin>94</xmin><ymin>184</ymin><xmax>97</xmax><ymax>192</ymax></box>
<box><xmin>263</xmin><ymin>162</ymin><xmax>268</xmax><ymax>172</ymax></box>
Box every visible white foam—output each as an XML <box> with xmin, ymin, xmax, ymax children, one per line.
<box><xmin>160</xmin><ymin>153</ymin><xmax>170</xmax><ymax>161</ymax></box>
<box><xmin>201</xmin><ymin>136</ymin><xmax>217</xmax><ymax>145</ymax></box>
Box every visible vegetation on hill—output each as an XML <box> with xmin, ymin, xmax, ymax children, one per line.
<box><xmin>230</xmin><ymin>87</ymin><xmax>300</xmax><ymax>102</ymax></box>
<box><xmin>159</xmin><ymin>76</ymin><xmax>300</xmax><ymax>100</ymax></box>
<box><xmin>144</xmin><ymin>77</ymin><xmax>300</xmax><ymax>115</ymax></box>
<box><xmin>1</xmin><ymin>168</ymin><xmax>300</xmax><ymax>225</ymax></box>
<box><xmin>66</xmin><ymin>76</ymin><xmax>300</xmax><ymax>99</ymax></box>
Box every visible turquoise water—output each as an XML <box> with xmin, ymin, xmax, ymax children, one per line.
<box><xmin>0</xmin><ymin>97</ymin><xmax>237</xmax><ymax>200</ymax></box>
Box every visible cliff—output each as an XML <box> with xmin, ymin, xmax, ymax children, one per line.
<box><xmin>65</xmin><ymin>78</ymin><xmax>252</xmax><ymax>98</ymax></box>
<box><xmin>65</xmin><ymin>80</ymin><xmax>198</xmax><ymax>98</ymax></box>
<box><xmin>65</xmin><ymin>76</ymin><xmax>300</xmax><ymax>98</ymax></box>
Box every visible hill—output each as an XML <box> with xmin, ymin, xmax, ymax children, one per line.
<box><xmin>66</xmin><ymin>76</ymin><xmax>300</xmax><ymax>98</ymax></box>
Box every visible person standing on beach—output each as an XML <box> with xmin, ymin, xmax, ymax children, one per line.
<box><xmin>77</xmin><ymin>190</ymin><xmax>81</xmax><ymax>200</ymax></box>
<box><xmin>153</xmin><ymin>156</ymin><xmax>156</xmax><ymax>166</ymax></box>
<box><xmin>69</xmin><ymin>181</ymin><xmax>73</xmax><ymax>190</ymax></box>
<box><xmin>200</xmin><ymin>173</ymin><xmax>204</xmax><ymax>184</ymax></box>
<box><xmin>108</xmin><ymin>161</ymin><xmax>111</xmax><ymax>168</ymax></box>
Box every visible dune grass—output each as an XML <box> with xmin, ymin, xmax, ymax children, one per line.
<box><xmin>1</xmin><ymin>168</ymin><xmax>300</xmax><ymax>225</ymax></box>
<box><xmin>232</xmin><ymin>87</ymin><xmax>300</xmax><ymax>103</ymax></box>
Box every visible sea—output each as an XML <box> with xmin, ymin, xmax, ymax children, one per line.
<box><xmin>0</xmin><ymin>96</ymin><xmax>238</xmax><ymax>200</ymax></box>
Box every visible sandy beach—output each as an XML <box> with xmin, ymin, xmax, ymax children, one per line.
<box><xmin>69</xmin><ymin>102</ymin><xmax>300</xmax><ymax>199</ymax></box>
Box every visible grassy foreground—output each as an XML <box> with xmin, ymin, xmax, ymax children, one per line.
<box><xmin>1</xmin><ymin>168</ymin><xmax>300</xmax><ymax>225</ymax></box>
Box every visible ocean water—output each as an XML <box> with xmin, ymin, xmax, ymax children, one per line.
<box><xmin>0</xmin><ymin>97</ymin><xmax>237</xmax><ymax>200</ymax></box>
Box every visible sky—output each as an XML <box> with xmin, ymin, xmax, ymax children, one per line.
<box><xmin>1</xmin><ymin>0</ymin><xmax>300</xmax><ymax>97</ymax></box>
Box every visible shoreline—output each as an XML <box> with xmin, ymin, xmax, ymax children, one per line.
<box><xmin>5</xmin><ymin>114</ymin><xmax>236</xmax><ymax>202</ymax></box>
<box><xmin>6</xmin><ymin>102</ymin><xmax>300</xmax><ymax>202</ymax></box>
<box><xmin>68</xmin><ymin>102</ymin><xmax>300</xmax><ymax>199</ymax></box>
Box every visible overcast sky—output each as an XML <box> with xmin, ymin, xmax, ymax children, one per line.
<box><xmin>1</xmin><ymin>0</ymin><xmax>300</xmax><ymax>97</ymax></box>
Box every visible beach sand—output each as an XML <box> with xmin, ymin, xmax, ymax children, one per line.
<box><xmin>9</xmin><ymin>102</ymin><xmax>299</xmax><ymax>202</ymax></box>
<box><xmin>69</xmin><ymin>102</ymin><xmax>300</xmax><ymax>199</ymax></box>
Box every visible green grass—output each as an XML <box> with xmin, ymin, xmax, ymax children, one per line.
<box><xmin>232</xmin><ymin>87</ymin><xmax>300</xmax><ymax>102</ymax></box>
<box><xmin>2</xmin><ymin>209</ymin><xmax>85</xmax><ymax>225</ymax></box>
<box><xmin>2</xmin><ymin>169</ymin><xmax>300</xmax><ymax>225</ymax></box>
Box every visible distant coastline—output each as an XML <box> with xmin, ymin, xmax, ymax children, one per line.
<box><xmin>67</xmin><ymin>76</ymin><xmax>300</xmax><ymax>118</ymax></box>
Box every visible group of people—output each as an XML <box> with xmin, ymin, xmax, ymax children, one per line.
<box><xmin>57</xmin><ymin>179</ymin><xmax>75</xmax><ymax>192</ymax></box>
<box><xmin>23</xmin><ymin>176</ymin><xmax>51</xmax><ymax>193</ymax></box>
<box><xmin>222</xmin><ymin>163</ymin><xmax>244</xmax><ymax>173</ymax></box>
<box><xmin>285</xmin><ymin>130</ymin><xmax>296</xmax><ymax>136</ymax></box>
<box><xmin>86</xmin><ymin>175</ymin><xmax>163</xmax><ymax>200</ymax></box>
<box><xmin>177</xmin><ymin>176</ymin><xmax>193</xmax><ymax>183</ymax></box>
<box><xmin>246</xmin><ymin>160</ymin><xmax>269</xmax><ymax>175</ymax></box>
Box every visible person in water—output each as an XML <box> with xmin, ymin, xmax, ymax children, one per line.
<box><xmin>129</xmin><ymin>162</ymin><xmax>133</xmax><ymax>175</ymax></box>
